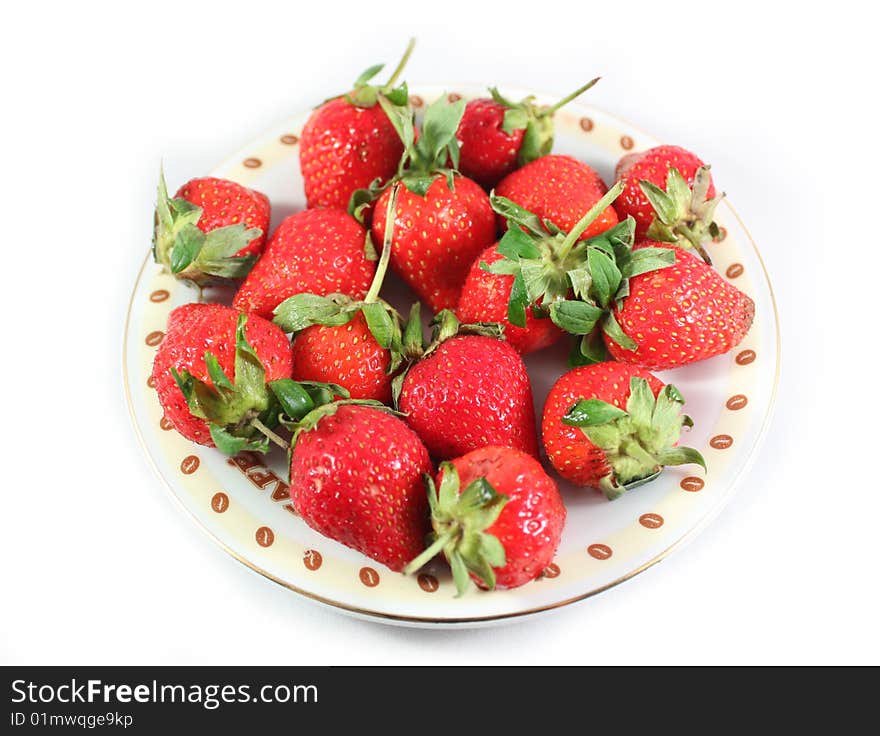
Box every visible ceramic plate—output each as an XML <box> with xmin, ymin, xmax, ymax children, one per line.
<box><xmin>124</xmin><ymin>84</ymin><xmax>780</xmax><ymax>627</ymax></box>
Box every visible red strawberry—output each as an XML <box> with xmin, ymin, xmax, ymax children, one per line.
<box><xmin>397</xmin><ymin>312</ymin><xmax>538</xmax><ymax>459</ymax></box>
<box><xmin>494</xmin><ymin>154</ymin><xmax>619</xmax><ymax>240</ymax></box>
<box><xmin>289</xmin><ymin>404</ymin><xmax>432</xmax><ymax>572</ymax></box>
<box><xmin>151</xmin><ymin>304</ymin><xmax>292</xmax><ymax>451</ymax></box>
<box><xmin>233</xmin><ymin>208</ymin><xmax>375</xmax><ymax>319</ymax></box>
<box><xmin>459</xmin><ymin>183</ymin><xmax>652</xmax><ymax>357</ymax></box>
<box><xmin>456</xmin><ymin>242</ymin><xmax>564</xmax><ymax>354</ymax></box>
<box><xmin>367</xmin><ymin>95</ymin><xmax>495</xmax><ymax>313</ymax></box>
<box><xmin>605</xmin><ymin>243</ymin><xmax>754</xmax><ymax>369</ymax></box>
<box><xmin>455</xmin><ymin>80</ymin><xmax>598</xmax><ymax>189</ymax></box>
<box><xmin>273</xmin><ymin>186</ymin><xmax>411</xmax><ymax>404</ymax></box>
<box><xmin>614</xmin><ymin>145</ymin><xmax>723</xmax><ymax>263</ymax></box>
<box><xmin>152</xmin><ymin>170</ymin><xmax>269</xmax><ymax>285</ymax></box>
<box><xmin>404</xmin><ymin>446</ymin><xmax>566</xmax><ymax>593</ymax></box>
<box><xmin>299</xmin><ymin>40</ymin><xmax>414</xmax><ymax>210</ymax></box>
<box><xmin>542</xmin><ymin>362</ymin><xmax>705</xmax><ymax>498</ymax></box>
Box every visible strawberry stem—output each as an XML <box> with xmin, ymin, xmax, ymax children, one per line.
<box><xmin>543</xmin><ymin>77</ymin><xmax>600</xmax><ymax>116</ymax></box>
<box><xmin>250</xmin><ymin>417</ymin><xmax>289</xmax><ymax>450</ymax></box>
<box><xmin>365</xmin><ymin>184</ymin><xmax>401</xmax><ymax>304</ymax></box>
<box><xmin>383</xmin><ymin>38</ymin><xmax>416</xmax><ymax>89</ymax></box>
<box><xmin>556</xmin><ymin>180</ymin><xmax>625</xmax><ymax>261</ymax></box>
<box><xmin>403</xmin><ymin>529</ymin><xmax>456</xmax><ymax>575</ymax></box>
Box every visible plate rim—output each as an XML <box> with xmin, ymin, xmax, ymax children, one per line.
<box><xmin>122</xmin><ymin>91</ymin><xmax>781</xmax><ymax>627</ymax></box>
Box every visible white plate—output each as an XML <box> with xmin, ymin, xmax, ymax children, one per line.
<box><xmin>124</xmin><ymin>84</ymin><xmax>780</xmax><ymax>627</ymax></box>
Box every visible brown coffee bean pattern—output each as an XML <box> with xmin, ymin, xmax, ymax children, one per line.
<box><xmin>159</xmin><ymin>417</ymin><xmax>174</xmax><ymax>431</ymax></box>
<box><xmin>280</xmin><ymin>134</ymin><xmax>299</xmax><ymax>145</ymax></box>
<box><xmin>713</xmin><ymin>226</ymin><xmax>728</xmax><ymax>242</ymax></box>
<box><xmin>681</xmin><ymin>476</ymin><xmax>704</xmax><ymax>492</ymax></box>
<box><xmin>726</xmin><ymin>394</ymin><xmax>748</xmax><ymax>410</ymax></box>
<box><xmin>145</xmin><ymin>331</ymin><xmax>164</xmax><ymax>346</ymax></box>
<box><xmin>211</xmin><ymin>492</ymin><xmax>229</xmax><ymax>513</ymax></box>
<box><xmin>147</xmin><ymin>375</ymin><xmax>157</xmax><ymax>388</ymax></box>
<box><xmin>255</xmin><ymin>526</ymin><xmax>274</xmax><ymax>547</ymax></box>
<box><xmin>587</xmin><ymin>544</ymin><xmax>613</xmax><ymax>560</ymax></box>
<box><xmin>359</xmin><ymin>567</ymin><xmax>380</xmax><ymax>587</ymax></box>
<box><xmin>579</xmin><ymin>117</ymin><xmax>594</xmax><ymax>132</ymax></box>
<box><xmin>710</xmin><ymin>434</ymin><xmax>733</xmax><ymax>450</ymax></box>
<box><xmin>639</xmin><ymin>513</ymin><xmax>664</xmax><ymax>529</ymax></box>
<box><xmin>303</xmin><ymin>549</ymin><xmax>322</xmax><ymax>571</ymax></box>
<box><xmin>541</xmin><ymin>563</ymin><xmax>561</xmax><ymax>579</ymax></box>
<box><xmin>149</xmin><ymin>289</ymin><xmax>170</xmax><ymax>303</ymax></box>
<box><xmin>417</xmin><ymin>574</ymin><xmax>439</xmax><ymax>592</ymax></box>
<box><xmin>447</xmin><ymin>92</ymin><xmax>462</xmax><ymax>102</ymax></box>
<box><xmin>736</xmin><ymin>349</ymin><xmax>756</xmax><ymax>365</ymax></box>
<box><xmin>620</xmin><ymin>135</ymin><xmax>634</xmax><ymax>150</ymax></box>
<box><xmin>726</xmin><ymin>263</ymin><xmax>744</xmax><ymax>279</ymax></box>
<box><xmin>180</xmin><ymin>455</ymin><xmax>200</xmax><ymax>475</ymax></box>
<box><xmin>243</xmin><ymin>157</ymin><xmax>262</xmax><ymax>169</ymax></box>
<box><xmin>409</xmin><ymin>95</ymin><xmax>424</xmax><ymax>108</ymax></box>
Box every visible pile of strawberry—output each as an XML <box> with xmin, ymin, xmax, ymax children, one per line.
<box><xmin>150</xmin><ymin>41</ymin><xmax>754</xmax><ymax>596</ymax></box>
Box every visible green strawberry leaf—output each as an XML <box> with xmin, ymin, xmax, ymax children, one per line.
<box><xmin>501</xmin><ymin>107</ymin><xmax>529</xmax><ymax>133</ymax></box>
<box><xmin>361</xmin><ymin>302</ymin><xmax>395</xmax><ymax>349</ymax></box>
<box><xmin>209</xmin><ymin>424</ymin><xmax>270</xmax><ymax>456</ymax></box>
<box><xmin>587</xmin><ymin>247</ymin><xmax>622</xmax><ymax>308</ymax></box>
<box><xmin>268</xmin><ymin>379</ymin><xmax>315</xmax><ymax>421</ymax></box>
<box><xmin>569</xmin><ymin>331</ymin><xmax>609</xmax><ymax>366</ymax></box>
<box><xmin>354</xmin><ymin>63</ymin><xmax>385</xmax><ymax>87</ymax></box>
<box><xmin>497</xmin><ymin>225</ymin><xmax>542</xmax><ymax>260</ymax></box>
<box><xmin>507</xmin><ymin>271</ymin><xmax>529</xmax><ymax>328</ymax></box>
<box><xmin>601</xmin><ymin>311</ymin><xmax>637</xmax><ymax>351</ymax></box>
<box><xmin>563</xmin><ymin>399</ymin><xmax>628</xmax><ymax>427</ymax></box>
<box><xmin>169</xmin><ymin>224</ymin><xmax>204</xmax><ymax>274</ymax></box>
<box><xmin>490</xmin><ymin>194</ymin><xmax>547</xmax><ymax>237</ymax></box>
<box><xmin>549</xmin><ymin>300</ymin><xmax>604</xmax><ymax>335</ymax></box>
<box><xmin>402</xmin><ymin>302</ymin><xmax>424</xmax><ymax>358</ymax></box>
<box><xmin>205</xmin><ymin>352</ymin><xmax>234</xmax><ymax>395</ymax></box>
<box><xmin>273</xmin><ymin>294</ymin><xmax>353</xmax><ymax>333</ymax></box>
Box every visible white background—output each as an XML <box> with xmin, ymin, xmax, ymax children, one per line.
<box><xmin>2</xmin><ymin>1</ymin><xmax>877</xmax><ymax>665</ymax></box>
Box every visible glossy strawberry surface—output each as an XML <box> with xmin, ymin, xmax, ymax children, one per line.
<box><xmin>456</xmin><ymin>243</ymin><xmax>564</xmax><ymax>354</ymax></box>
<box><xmin>542</xmin><ymin>362</ymin><xmax>663</xmax><ymax>487</ymax></box>
<box><xmin>614</xmin><ymin>145</ymin><xmax>716</xmax><ymax>239</ymax></box>
<box><xmin>606</xmin><ymin>243</ymin><xmax>754</xmax><ymax>369</ymax></box>
<box><xmin>175</xmin><ymin>177</ymin><xmax>270</xmax><ymax>258</ymax></box>
<box><xmin>233</xmin><ymin>209</ymin><xmax>374</xmax><ymax>319</ymax></box>
<box><xmin>371</xmin><ymin>176</ymin><xmax>495</xmax><ymax>313</ymax></box>
<box><xmin>455</xmin><ymin>98</ymin><xmax>525</xmax><ymax>189</ymax></box>
<box><xmin>441</xmin><ymin>446</ymin><xmax>566</xmax><ymax>589</ymax></box>
<box><xmin>290</xmin><ymin>312</ymin><xmax>392</xmax><ymax>403</ymax></box>
<box><xmin>399</xmin><ymin>335</ymin><xmax>538</xmax><ymax>459</ymax></box>
<box><xmin>289</xmin><ymin>405</ymin><xmax>432</xmax><ymax>572</ymax></box>
<box><xmin>495</xmin><ymin>154</ymin><xmax>618</xmax><ymax>240</ymax></box>
<box><xmin>151</xmin><ymin>303</ymin><xmax>292</xmax><ymax>446</ymax></box>
<box><xmin>300</xmin><ymin>98</ymin><xmax>405</xmax><ymax>210</ymax></box>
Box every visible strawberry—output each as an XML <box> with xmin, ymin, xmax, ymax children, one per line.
<box><xmin>468</xmin><ymin>185</ymin><xmax>674</xmax><ymax>358</ymax></box>
<box><xmin>542</xmin><ymin>362</ymin><xmax>705</xmax><ymax>499</ymax></box>
<box><xmin>151</xmin><ymin>304</ymin><xmax>295</xmax><ymax>452</ymax></box>
<box><xmin>273</xmin><ymin>186</ymin><xmax>414</xmax><ymax>403</ymax></box>
<box><xmin>494</xmin><ymin>154</ymin><xmax>619</xmax><ymax>240</ymax></box>
<box><xmin>299</xmin><ymin>39</ymin><xmax>415</xmax><ymax>210</ymax></box>
<box><xmin>152</xmin><ymin>170</ymin><xmax>269</xmax><ymax>285</ymax></box>
<box><xmin>233</xmin><ymin>208</ymin><xmax>375</xmax><ymax>319</ymax></box>
<box><xmin>454</xmin><ymin>79</ymin><xmax>599</xmax><ymax>189</ymax></box>
<box><xmin>367</xmin><ymin>95</ymin><xmax>496</xmax><ymax>313</ymax></box>
<box><xmin>404</xmin><ymin>446</ymin><xmax>565</xmax><ymax>594</ymax></box>
<box><xmin>603</xmin><ymin>242</ymin><xmax>755</xmax><ymax>369</ymax></box>
<box><xmin>396</xmin><ymin>311</ymin><xmax>538</xmax><ymax>459</ymax></box>
<box><xmin>614</xmin><ymin>145</ymin><xmax>723</xmax><ymax>264</ymax></box>
<box><xmin>288</xmin><ymin>403</ymin><xmax>432</xmax><ymax>572</ymax></box>
<box><xmin>456</xmin><ymin>242</ymin><xmax>564</xmax><ymax>354</ymax></box>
